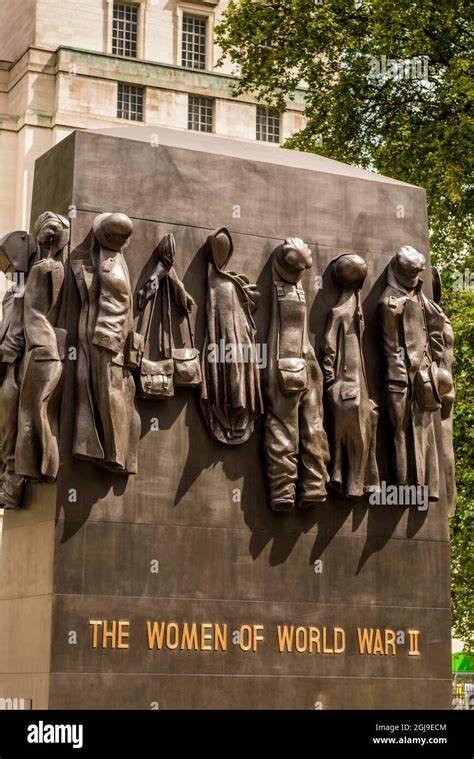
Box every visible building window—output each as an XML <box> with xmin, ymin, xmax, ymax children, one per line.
<box><xmin>256</xmin><ymin>106</ymin><xmax>280</xmax><ymax>143</ymax></box>
<box><xmin>182</xmin><ymin>14</ymin><xmax>207</xmax><ymax>69</ymax></box>
<box><xmin>117</xmin><ymin>83</ymin><xmax>144</xmax><ymax>121</ymax></box>
<box><xmin>188</xmin><ymin>95</ymin><xmax>213</xmax><ymax>132</ymax></box>
<box><xmin>112</xmin><ymin>2</ymin><xmax>139</xmax><ymax>58</ymax></box>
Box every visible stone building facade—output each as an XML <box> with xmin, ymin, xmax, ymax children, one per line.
<box><xmin>0</xmin><ymin>0</ymin><xmax>306</xmax><ymax>236</ymax></box>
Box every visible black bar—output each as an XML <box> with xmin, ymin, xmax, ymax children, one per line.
<box><xmin>0</xmin><ymin>710</ymin><xmax>471</xmax><ymax>756</ymax></box>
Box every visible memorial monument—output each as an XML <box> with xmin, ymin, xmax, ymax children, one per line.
<box><xmin>0</xmin><ymin>127</ymin><xmax>453</xmax><ymax>709</ymax></box>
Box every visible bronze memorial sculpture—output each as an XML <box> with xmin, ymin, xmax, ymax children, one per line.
<box><xmin>0</xmin><ymin>130</ymin><xmax>455</xmax><ymax>710</ymax></box>
<box><xmin>15</xmin><ymin>212</ymin><xmax>70</xmax><ymax>484</ymax></box>
<box><xmin>0</xmin><ymin>221</ymin><xmax>456</xmax><ymax>519</ymax></box>
<box><xmin>0</xmin><ymin>230</ymin><xmax>36</xmax><ymax>508</ymax></box>
<box><xmin>322</xmin><ymin>254</ymin><xmax>380</xmax><ymax>498</ymax></box>
<box><xmin>200</xmin><ymin>227</ymin><xmax>263</xmax><ymax>445</ymax></box>
<box><xmin>378</xmin><ymin>245</ymin><xmax>446</xmax><ymax>501</ymax></box>
<box><xmin>264</xmin><ymin>238</ymin><xmax>329</xmax><ymax>511</ymax></box>
<box><xmin>71</xmin><ymin>212</ymin><xmax>140</xmax><ymax>474</ymax></box>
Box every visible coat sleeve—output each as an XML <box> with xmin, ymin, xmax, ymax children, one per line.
<box><xmin>424</xmin><ymin>298</ymin><xmax>445</xmax><ymax>366</ymax></box>
<box><xmin>379</xmin><ymin>298</ymin><xmax>409</xmax><ymax>386</ymax></box>
<box><xmin>1</xmin><ymin>294</ymin><xmax>24</xmax><ymax>363</ymax></box>
<box><xmin>321</xmin><ymin>309</ymin><xmax>339</xmax><ymax>385</ymax></box>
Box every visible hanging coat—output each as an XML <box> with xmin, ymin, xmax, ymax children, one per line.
<box><xmin>424</xmin><ymin>298</ymin><xmax>456</xmax><ymax>516</ymax></box>
<box><xmin>71</xmin><ymin>240</ymin><xmax>140</xmax><ymax>473</ymax></box>
<box><xmin>264</xmin><ymin>261</ymin><xmax>330</xmax><ymax>509</ymax></box>
<box><xmin>15</xmin><ymin>257</ymin><xmax>66</xmax><ymax>482</ymax></box>
<box><xmin>200</xmin><ymin>228</ymin><xmax>263</xmax><ymax>444</ymax></box>
<box><xmin>378</xmin><ymin>265</ymin><xmax>444</xmax><ymax>500</ymax></box>
<box><xmin>0</xmin><ymin>287</ymin><xmax>26</xmax><ymax>506</ymax></box>
<box><xmin>322</xmin><ymin>289</ymin><xmax>380</xmax><ymax>497</ymax></box>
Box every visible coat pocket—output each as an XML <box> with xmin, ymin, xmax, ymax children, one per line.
<box><xmin>414</xmin><ymin>363</ymin><xmax>441</xmax><ymax>412</ymax></box>
<box><xmin>124</xmin><ymin>331</ymin><xmax>145</xmax><ymax>370</ymax></box>
<box><xmin>330</xmin><ymin>380</ymin><xmax>360</xmax><ymax>409</ymax></box>
<box><xmin>277</xmin><ymin>357</ymin><xmax>307</xmax><ymax>394</ymax></box>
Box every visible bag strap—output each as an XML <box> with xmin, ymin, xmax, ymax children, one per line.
<box><xmin>142</xmin><ymin>285</ymin><xmax>158</xmax><ymax>361</ymax></box>
<box><xmin>276</xmin><ymin>280</ymin><xmax>304</xmax><ymax>361</ymax></box>
<box><xmin>142</xmin><ymin>277</ymin><xmax>172</xmax><ymax>361</ymax></box>
<box><xmin>161</xmin><ymin>277</ymin><xmax>172</xmax><ymax>359</ymax></box>
<box><xmin>355</xmin><ymin>290</ymin><xmax>369</xmax><ymax>389</ymax></box>
<box><xmin>167</xmin><ymin>277</ymin><xmax>196</xmax><ymax>352</ymax></box>
<box><xmin>417</xmin><ymin>289</ymin><xmax>433</xmax><ymax>364</ymax></box>
<box><xmin>184</xmin><ymin>305</ymin><xmax>195</xmax><ymax>349</ymax></box>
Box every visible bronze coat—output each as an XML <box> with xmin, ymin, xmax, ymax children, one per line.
<box><xmin>200</xmin><ymin>229</ymin><xmax>263</xmax><ymax>444</ymax></box>
<box><xmin>322</xmin><ymin>290</ymin><xmax>379</xmax><ymax>498</ymax></box>
<box><xmin>264</xmin><ymin>262</ymin><xmax>329</xmax><ymax>508</ymax></box>
<box><xmin>0</xmin><ymin>288</ymin><xmax>26</xmax><ymax>506</ymax></box>
<box><xmin>378</xmin><ymin>266</ymin><xmax>443</xmax><ymax>499</ymax></box>
<box><xmin>71</xmin><ymin>242</ymin><xmax>140</xmax><ymax>473</ymax></box>
<box><xmin>15</xmin><ymin>257</ymin><xmax>65</xmax><ymax>482</ymax></box>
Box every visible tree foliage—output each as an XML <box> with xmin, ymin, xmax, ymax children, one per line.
<box><xmin>217</xmin><ymin>0</ymin><xmax>473</xmax><ymax>647</ymax></box>
<box><xmin>444</xmin><ymin>287</ymin><xmax>474</xmax><ymax>650</ymax></box>
<box><xmin>216</xmin><ymin>0</ymin><xmax>473</xmax><ymax>268</ymax></box>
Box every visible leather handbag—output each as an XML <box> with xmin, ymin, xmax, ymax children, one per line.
<box><xmin>166</xmin><ymin>279</ymin><xmax>202</xmax><ymax>387</ymax></box>
<box><xmin>138</xmin><ymin>278</ymin><xmax>174</xmax><ymax>400</ymax></box>
<box><xmin>139</xmin><ymin>356</ymin><xmax>174</xmax><ymax>398</ymax></box>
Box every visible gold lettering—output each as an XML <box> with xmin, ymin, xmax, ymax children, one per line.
<box><xmin>384</xmin><ymin>629</ymin><xmax>396</xmax><ymax>655</ymax></box>
<box><xmin>201</xmin><ymin>623</ymin><xmax>213</xmax><ymax>651</ymax></box>
<box><xmin>89</xmin><ymin>620</ymin><xmax>102</xmax><ymax>649</ymax></box>
<box><xmin>322</xmin><ymin>627</ymin><xmax>333</xmax><ymax>654</ymax></box>
<box><xmin>180</xmin><ymin>623</ymin><xmax>199</xmax><ymax>651</ymax></box>
<box><xmin>309</xmin><ymin>627</ymin><xmax>321</xmax><ymax>653</ymax></box>
<box><xmin>239</xmin><ymin>624</ymin><xmax>253</xmax><ymax>652</ymax></box>
<box><xmin>334</xmin><ymin>627</ymin><xmax>345</xmax><ymax>654</ymax></box>
<box><xmin>102</xmin><ymin>620</ymin><xmax>117</xmax><ymax>649</ymax></box>
<box><xmin>357</xmin><ymin>628</ymin><xmax>374</xmax><ymax>654</ymax></box>
<box><xmin>146</xmin><ymin>621</ymin><xmax>165</xmax><ymax>650</ymax></box>
<box><xmin>253</xmin><ymin>625</ymin><xmax>264</xmax><ymax>652</ymax></box>
<box><xmin>358</xmin><ymin>628</ymin><xmax>399</xmax><ymax>655</ymax></box>
<box><xmin>215</xmin><ymin>624</ymin><xmax>227</xmax><ymax>652</ymax></box>
<box><xmin>373</xmin><ymin>629</ymin><xmax>384</xmax><ymax>655</ymax></box>
<box><xmin>408</xmin><ymin>629</ymin><xmax>420</xmax><ymax>656</ymax></box>
<box><xmin>117</xmin><ymin>621</ymin><xmax>129</xmax><ymax>649</ymax></box>
<box><xmin>277</xmin><ymin>625</ymin><xmax>294</xmax><ymax>653</ymax></box>
<box><xmin>295</xmin><ymin>627</ymin><xmax>307</xmax><ymax>653</ymax></box>
<box><xmin>166</xmin><ymin>622</ymin><xmax>179</xmax><ymax>650</ymax></box>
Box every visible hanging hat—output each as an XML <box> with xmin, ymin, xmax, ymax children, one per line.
<box><xmin>93</xmin><ymin>212</ymin><xmax>133</xmax><ymax>251</ymax></box>
<box><xmin>33</xmin><ymin>211</ymin><xmax>70</xmax><ymax>252</ymax></box>
<box><xmin>0</xmin><ymin>230</ymin><xmax>36</xmax><ymax>273</ymax></box>
<box><xmin>331</xmin><ymin>253</ymin><xmax>367</xmax><ymax>288</ymax></box>
<box><xmin>274</xmin><ymin>237</ymin><xmax>312</xmax><ymax>283</ymax></box>
<box><xmin>392</xmin><ymin>245</ymin><xmax>426</xmax><ymax>288</ymax></box>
